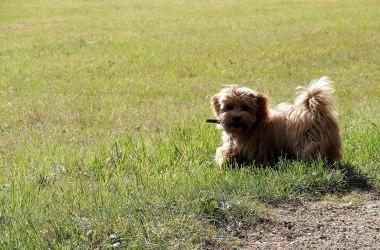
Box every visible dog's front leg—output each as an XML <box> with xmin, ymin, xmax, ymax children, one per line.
<box><xmin>215</xmin><ymin>145</ymin><xmax>244</xmax><ymax>169</ymax></box>
<box><xmin>215</xmin><ymin>146</ymin><xmax>228</xmax><ymax>169</ymax></box>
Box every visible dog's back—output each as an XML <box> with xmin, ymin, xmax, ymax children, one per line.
<box><xmin>295</xmin><ymin>76</ymin><xmax>336</xmax><ymax>113</ymax></box>
<box><xmin>293</xmin><ymin>77</ymin><xmax>343</xmax><ymax>163</ymax></box>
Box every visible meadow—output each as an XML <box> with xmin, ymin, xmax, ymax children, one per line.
<box><xmin>0</xmin><ymin>0</ymin><xmax>379</xmax><ymax>248</ymax></box>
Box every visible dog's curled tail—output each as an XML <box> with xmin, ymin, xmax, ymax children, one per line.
<box><xmin>295</xmin><ymin>76</ymin><xmax>337</xmax><ymax>114</ymax></box>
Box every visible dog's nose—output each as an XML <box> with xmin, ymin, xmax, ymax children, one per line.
<box><xmin>232</xmin><ymin>116</ymin><xmax>241</xmax><ymax>123</ymax></box>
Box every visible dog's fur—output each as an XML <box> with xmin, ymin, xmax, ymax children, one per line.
<box><xmin>211</xmin><ymin>77</ymin><xmax>343</xmax><ymax>168</ymax></box>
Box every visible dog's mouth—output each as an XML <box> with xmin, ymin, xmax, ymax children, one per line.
<box><xmin>231</xmin><ymin>122</ymin><xmax>242</xmax><ymax>128</ymax></box>
<box><xmin>218</xmin><ymin>118</ymin><xmax>247</xmax><ymax>131</ymax></box>
<box><xmin>227</xmin><ymin>121</ymin><xmax>246</xmax><ymax>129</ymax></box>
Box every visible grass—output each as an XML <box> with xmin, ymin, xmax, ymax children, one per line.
<box><xmin>0</xmin><ymin>0</ymin><xmax>379</xmax><ymax>248</ymax></box>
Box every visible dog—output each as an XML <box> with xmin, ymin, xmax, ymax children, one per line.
<box><xmin>210</xmin><ymin>76</ymin><xmax>343</xmax><ymax>168</ymax></box>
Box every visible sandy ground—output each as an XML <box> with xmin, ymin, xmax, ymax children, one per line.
<box><xmin>242</xmin><ymin>190</ymin><xmax>380</xmax><ymax>250</ymax></box>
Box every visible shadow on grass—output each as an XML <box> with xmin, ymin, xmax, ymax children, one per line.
<box><xmin>333</xmin><ymin>162</ymin><xmax>373</xmax><ymax>191</ymax></box>
<box><xmin>237</xmin><ymin>159</ymin><xmax>373</xmax><ymax>192</ymax></box>
<box><xmin>224</xmin><ymin>159</ymin><xmax>374</xmax><ymax>203</ymax></box>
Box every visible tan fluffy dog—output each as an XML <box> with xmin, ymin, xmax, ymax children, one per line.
<box><xmin>211</xmin><ymin>77</ymin><xmax>343</xmax><ymax>168</ymax></box>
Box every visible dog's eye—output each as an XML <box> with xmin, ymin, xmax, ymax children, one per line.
<box><xmin>241</xmin><ymin>105</ymin><xmax>249</xmax><ymax>111</ymax></box>
<box><xmin>226</xmin><ymin>105</ymin><xmax>234</xmax><ymax>110</ymax></box>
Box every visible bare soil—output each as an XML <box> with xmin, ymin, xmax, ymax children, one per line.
<box><xmin>242</xmin><ymin>190</ymin><xmax>380</xmax><ymax>249</ymax></box>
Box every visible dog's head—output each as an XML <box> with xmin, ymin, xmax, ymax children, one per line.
<box><xmin>211</xmin><ymin>85</ymin><xmax>269</xmax><ymax>134</ymax></box>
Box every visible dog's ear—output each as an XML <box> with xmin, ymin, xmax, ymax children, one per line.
<box><xmin>211</xmin><ymin>94</ymin><xmax>221</xmax><ymax>117</ymax></box>
<box><xmin>254</xmin><ymin>93</ymin><xmax>269</xmax><ymax>122</ymax></box>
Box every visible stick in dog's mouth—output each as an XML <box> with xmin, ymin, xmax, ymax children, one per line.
<box><xmin>206</xmin><ymin>119</ymin><xmax>220</xmax><ymax>124</ymax></box>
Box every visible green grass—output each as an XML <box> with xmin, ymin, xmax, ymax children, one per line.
<box><xmin>1</xmin><ymin>0</ymin><xmax>379</xmax><ymax>248</ymax></box>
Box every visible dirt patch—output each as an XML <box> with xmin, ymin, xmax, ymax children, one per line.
<box><xmin>242</xmin><ymin>190</ymin><xmax>380</xmax><ymax>249</ymax></box>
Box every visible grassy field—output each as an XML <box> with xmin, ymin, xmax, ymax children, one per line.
<box><xmin>1</xmin><ymin>0</ymin><xmax>379</xmax><ymax>248</ymax></box>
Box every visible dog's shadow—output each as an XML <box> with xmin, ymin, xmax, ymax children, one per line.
<box><xmin>333</xmin><ymin>162</ymin><xmax>372</xmax><ymax>191</ymax></box>
<box><xmin>227</xmin><ymin>160</ymin><xmax>373</xmax><ymax>192</ymax></box>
